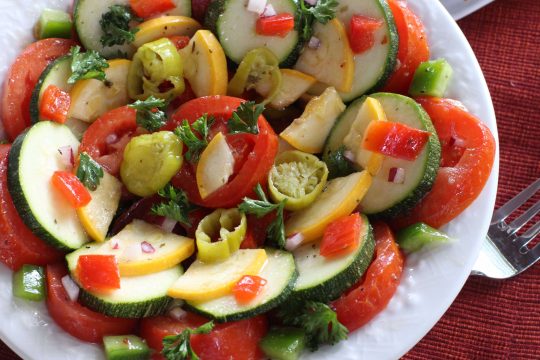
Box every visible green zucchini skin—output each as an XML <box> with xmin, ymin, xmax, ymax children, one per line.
<box><xmin>291</xmin><ymin>215</ymin><xmax>375</xmax><ymax>303</ymax></box>
<box><xmin>185</xmin><ymin>249</ymin><xmax>298</xmax><ymax>322</ymax></box>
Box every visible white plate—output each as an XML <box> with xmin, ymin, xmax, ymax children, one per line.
<box><xmin>0</xmin><ymin>0</ymin><xmax>499</xmax><ymax>359</ymax></box>
<box><xmin>440</xmin><ymin>0</ymin><xmax>495</xmax><ymax>20</ymax></box>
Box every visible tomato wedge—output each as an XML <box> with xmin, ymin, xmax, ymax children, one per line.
<box><xmin>331</xmin><ymin>222</ymin><xmax>404</xmax><ymax>331</ymax></box>
<box><xmin>383</xmin><ymin>0</ymin><xmax>430</xmax><ymax>94</ymax></box>
<box><xmin>393</xmin><ymin>97</ymin><xmax>496</xmax><ymax>228</ymax></box>
<box><xmin>46</xmin><ymin>263</ymin><xmax>137</xmax><ymax>343</ymax></box>
<box><xmin>0</xmin><ymin>145</ymin><xmax>63</xmax><ymax>270</ymax></box>
<box><xmin>167</xmin><ymin>96</ymin><xmax>279</xmax><ymax>208</ymax></box>
<box><xmin>140</xmin><ymin>313</ymin><xmax>268</xmax><ymax>359</ymax></box>
<box><xmin>1</xmin><ymin>38</ymin><xmax>76</xmax><ymax>141</ymax></box>
<box><xmin>79</xmin><ymin>106</ymin><xmax>138</xmax><ymax>176</ymax></box>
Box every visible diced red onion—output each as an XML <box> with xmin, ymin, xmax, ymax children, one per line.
<box><xmin>388</xmin><ymin>167</ymin><xmax>406</xmax><ymax>184</ymax></box>
<box><xmin>169</xmin><ymin>307</ymin><xmax>187</xmax><ymax>321</ymax></box>
<box><xmin>305</xmin><ymin>0</ymin><xmax>317</xmax><ymax>5</ymax></box>
<box><xmin>262</xmin><ymin>4</ymin><xmax>276</xmax><ymax>17</ymax></box>
<box><xmin>247</xmin><ymin>0</ymin><xmax>267</xmax><ymax>15</ymax></box>
<box><xmin>105</xmin><ymin>133</ymin><xmax>118</xmax><ymax>145</ymax></box>
<box><xmin>110</xmin><ymin>238</ymin><xmax>120</xmax><ymax>250</ymax></box>
<box><xmin>141</xmin><ymin>241</ymin><xmax>155</xmax><ymax>254</ymax></box>
<box><xmin>285</xmin><ymin>233</ymin><xmax>304</xmax><ymax>252</ymax></box>
<box><xmin>57</xmin><ymin>146</ymin><xmax>74</xmax><ymax>168</ymax></box>
<box><xmin>343</xmin><ymin>150</ymin><xmax>355</xmax><ymax>162</ymax></box>
<box><xmin>160</xmin><ymin>218</ymin><xmax>177</xmax><ymax>233</ymax></box>
<box><xmin>61</xmin><ymin>275</ymin><xmax>80</xmax><ymax>302</ymax></box>
<box><xmin>308</xmin><ymin>36</ymin><xmax>321</xmax><ymax>49</ymax></box>
<box><xmin>123</xmin><ymin>242</ymin><xmax>141</xmax><ymax>261</ymax></box>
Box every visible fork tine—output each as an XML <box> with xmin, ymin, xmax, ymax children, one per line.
<box><xmin>515</xmin><ymin>220</ymin><xmax>540</xmax><ymax>247</ymax></box>
<box><xmin>506</xmin><ymin>199</ymin><xmax>540</xmax><ymax>235</ymax></box>
<box><xmin>492</xmin><ymin>178</ymin><xmax>540</xmax><ymax>223</ymax></box>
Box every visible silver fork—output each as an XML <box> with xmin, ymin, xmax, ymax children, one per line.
<box><xmin>471</xmin><ymin>178</ymin><xmax>540</xmax><ymax>279</ymax></box>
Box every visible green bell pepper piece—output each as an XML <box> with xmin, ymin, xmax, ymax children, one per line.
<box><xmin>12</xmin><ymin>264</ymin><xmax>46</xmax><ymax>301</ymax></box>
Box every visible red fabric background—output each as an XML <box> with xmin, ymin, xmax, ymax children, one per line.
<box><xmin>1</xmin><ymin>0</ymin><xmax>539</xmax><ymax>358</ymax></box>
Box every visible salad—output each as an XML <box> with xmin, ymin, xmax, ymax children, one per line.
<box><xmin>0</xmin><ymin>0</ymin><xmax>496</xmax><ymax>359</ymax></box>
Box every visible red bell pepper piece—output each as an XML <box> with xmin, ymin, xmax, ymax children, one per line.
<box><xmin>168</xmin><ymin>35</ymin><xmax>191</xmax><ymax>50</ymax></box>
<box><xmin>39</xmin><ymin>85</ymin><xmax>71</xmax><ymax>124</ymax></box>
<box><xmin>51</xmin><ymin>171</ymin><xmax>92</xmax><ymax>208</ymax></box>
<box><xmin>76</xmin><ymin>255</ymin><xmax>121</xmax><ymax>293</ymax></box>
<box><xmin>256</xmin><ymin>13</ymin><xmax>295</xmax><ymax>38</ymax></box>
<box><xmin>348</xmin><ymin>15</ymin><xmax>384</xmax><ymax>54</ymax></box>
<box><xmin>233</xmin><ymin>275</ymin><xmax>267</xmax><ymax>304</ymax></box>
<box><xmin>362</xmin><ymin>121</ymin><xmax>430</xmax><ymax>161</ymax></box>
<box><xmin>320</xmin><ymin>213</ymin><xmax>362</xmax><ymax>258</ymax></box>
<box><xmin>129</xmin><ymin>0</ymin><xmax>176</xmax><ymax>18</ymax></box>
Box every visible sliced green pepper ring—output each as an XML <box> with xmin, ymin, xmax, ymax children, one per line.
<box><xmin>196</xmin><ymin>208</ymin><xmax>247</xmax><ymax>263</ymax></box>
<box><xmin>228</xmin><ymin>47</ymin><xmax>282</xmax><ymax>105</ymax></box>
<box><xmin>128</xmin><ymin>37</ymin><xmax>185</xmax><ymax>100</ymax></box>
<box><xmin>268</xmin><ymin>150</ymin><xmax>329</xmax><ymax>211</ymax></box>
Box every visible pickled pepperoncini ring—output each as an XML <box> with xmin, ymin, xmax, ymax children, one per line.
<box><xmin>127</xmin><ymin>37</ymin><xmax>185</xmax><ymax>100</ymax></box>
<box><xmin>196</xmin><ymin>208</ymin><xmax>247</xmax><ymax>263</ymax></box>
<box><xmin>228</xmin><ymin>47</ymin><xmax>282</xmax><ymax>105</ymax></box>
<box><xmin>268</xmin><ymin>150</ymin><xmax>329</xmax><ymax>211</ymax></box>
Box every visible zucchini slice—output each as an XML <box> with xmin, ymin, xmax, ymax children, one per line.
<box><xmin>205</xmin><ymin>0</ymin><xmax>300</xmax><ymax>65</ymax></box>
<box><xmin>292</xmin><ymin>214</ymin><xmax>375</xmax><ymax>302</ymax></box>
<box><xmin>7</xmin><ymin>122</ymin><xmax>89</xmax><ymax>251</ymax></box>
<box><xmin>186</xmin><ymin>249</ymin><xmax>297</xmax><ymax>322</ymax></box>
<box><xmin>66</xmin><ymin>253</ymin><xmax>183</xmax><ymax>318</ymax></box>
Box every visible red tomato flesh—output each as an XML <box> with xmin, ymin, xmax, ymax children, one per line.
<box><xmin>332</xmin><ymin>222</ymin><xmax>404</xmax><ymax>331</ymax></box>
<box><xmin>129</xmin><ymin>0</ymin><xmax>176</xmax><ymax>18</ymax></box>
<box><xmin>51</xmin><ymin>171</ymin><xmax>92</xmax><ymax>208</ymax></box>
<box><xmin>348</xmin><ymin>15</ymin><xmax>383</xmax><ymax>54</ymax></box>
<box><xmin>76</xmin><ymin>255</ymin><xmax>121</xmax><ymax>293</ymax></box>
<box><xmin>233</xmin><ymin>275</ymin><xmax>268</xmax><ymax>304</ymax></box>
<box><xmin>1</xmin><ymin>38</ymin><xmax>76</xmax><ymax>141</ymax></box>
<box><xmin>393</xmin><ymin>97</ymin><xmax>496</xmax><ymax>228</ymax></box>
<box><xmin>362</xmin><ymin>121</ymin><xmax>430</xmax><ymax>161</ymax></box>
<box><xmin>140</xmin><ymin>314</ymin><xmax>268</xmax><ymax>360</ymax></box>
<box><xmin>320</xmin><ymin>213</ymin><xmax>362</xmax><ymax>258</ymax></box>
<box><xmin>383</xmin><ymin>0</ymin><xmax>430</xmax><ymax>94</ymax></box>
<box><xmin>0</xmin><ymin>144</ymin><xmax>63</xmax><ymax>270</ymax></box>
<box><xmin>46</xmin><ymin>263</ymin><xmax>137</xmax><ymax>343</ymax></box>
<box><xmin>39</xmin><ymin>85</ymin><xmax>71</xmax><ymax>124</ymax></box>
<box><xmin>256</xmin><ymin>14</ymin><xmax>295</xmax><ymax>38</ymax></box>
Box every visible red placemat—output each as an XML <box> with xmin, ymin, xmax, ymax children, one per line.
<box><xmin>0</xmin><ymin>0</ymin><xmax>539</xmax><ymax>359</ymax></box>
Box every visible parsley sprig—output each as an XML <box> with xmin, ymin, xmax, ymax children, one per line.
<box><xmin>239</xmin><ymin>184</ymin><xmax>286</xmax><ymax>249</ymax></box>
<box><xmin>100</xmin><ymin>5</ymin><xmax>141</xmax><ymax>47</ymax></box>
<box><xmin>162</xmin><ymin>321</ymin><xmax>214</xmax><ymax>360</ymax></box>
<box><xmin>76</xmin><ymin>152</ymin><xmax>104</xmax><ymax>191</ymax></box>
<box><xmin>296</xmin><ymin>0</ymin><xmax>339</xmax><ymax>40</ymax></box>
<box><xmin>151</xmin><ymin>184</ymin><xmax>195</xmax><ymax>226</ymax></box>
<box><xmin>67</xmin><ymin>46</ymin><xmax>109</xmax><ymax>84</ymax></box>
<box><xmin>128</xmin><ymin>96</ymin><xmax>168</xmax><ymax>132</ymax></box>
<box><xmin>227</xmin><ymin>101</ymin><xmax>264</xmax><ymax>135</ymax></box>
<box><xmin>277</xmin><ymin>301</ymin><xmax>348</xmax><ymax>350</ymax></box>
<box><xmin>174</xmin><ymin>114</ymin><xmax>214</xmax><ymax>163</ymax></box>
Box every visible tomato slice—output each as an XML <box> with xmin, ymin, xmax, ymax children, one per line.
<box><xmin>0</xmin><ymin>145</ymin><xmax>63</xmax><ymax>270</ymax></box>
<box><xmin>1</xmin><ymin>38</ymin><xmax>76</xmax><ymax>141</ymax></box>
<box><xmin>393</xmin><ymin>97</ymin><xmax>496</xmax><ymax>228</ymax></box>
<box><xmin>129</xmin><ymin>0</ymin><xmax>176</xmax><ymax>18</ymax></box>
<box><xmin>320</xmin><ymin>213</ymin><xmax>362</xmax><ymax>258</ymax></box>
<box><xmin>140</xmin><ymin>314</ymin><xmax>268</xmax><ymax>360</ymax></box>
<box><xmin>256</xmin><ymin>14</ymin><xmax>295</xmax><ymax>38</ymax></box>
<box><xmin>348</xmin><ymin>15</ymin><xmax>383</xmax><ymax>54</ymax></box>
<box><xmin>233</xmin><ymin>275</ymin><xmax>268</xmax><ymax>304</ymax></box>
<box><xmin>46</xmin><ymin>263</ymin><xmax>137</xmax><ymax>343</ymax></box>
<box><xmin>167</xmin><ymin>96</ymin><xmax>278</xmax><ymax>208</ymax></box>
<box><xmin>331</xmin><ymin>222</ymin><xmax>404</xmax><ymax>331</ymax></box>
<box><xmin>39</xmin><ymin>85</ymin><xmax>71</xmax><ymax>124</ymax></box>
<box><xmin>382</xmin><ymin>0</ymin><xmax>430</xmax><ymax>94</ymax></box>
<box><xmin>79</xmin><ymin>106</ymin><xmax>138</xmax><ymax>176</ymax></box>
<box><xmin>51</xmin><ymin>171</ymin><xmax>92</xmax><ymax>208</ymax></box>
<box><xmin>76</xmin><ymin>255</ymin><xmax>121</xmax><ymax>293</ymax></box>
<box><xmin>362</xmin><ymin>121</ymin><xmax>430</xmax><ymax>161</ymax></box>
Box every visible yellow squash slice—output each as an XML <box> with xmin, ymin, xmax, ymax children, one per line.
<box><xmin>343</xmin><ymin>97</ymin><xmax>387</xmax><ymax>176</ymax></box>
<box><xmin>179</xmin><ymin>30</ymin><xmax>228</xmax><ymax>97</ymax></box>
<box><xmin>77</xmin><ymin>170</ymin><xmax>122</xmax><ymax>242</ymax></box>
<box><xmin>167</xmin><ymin>249</ymin><xmax>267</xmax><ymax>301</ymax></box>
<box><xmin>133</xmin><ymin>16</ymin><xmax>201</xmax><ymax>48</ymax></box>
<box><xmin>69</xmin><ymin>59</ymin><xmax>131</xmax><ymax>123</ymax></box>
<box><xmin>280</xmin><ymin>87</ymin><xmax>345</xmax><ymax>154</ymax></box>
<box><xmin>294</xmin><ymin>18</ymin><xmax>354</xmax><ymax>93</ymax></box>
<box><xmin>196</xmin><ymin>132</ymin><xmax>235</xmax><ymax>199</ymax></box>
<box><xmin>256</xmin><ymin>69</ymin><xmax>317</xmax><ymax>110</ymax></box>
<box><xmin>285</xmin><ymin>171</ymin><xmax>372</xmax><ymax>243</ymax></box>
